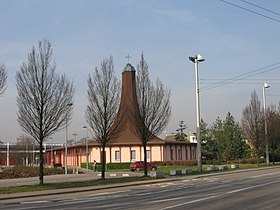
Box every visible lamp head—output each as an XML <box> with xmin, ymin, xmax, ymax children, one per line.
<box><xmin>264</xmin><ymin>83</ymin><xmax>270</xmax><ymax>88</ymax></box>
<box><xmin>189</xmin><ymin>54</ymin><xmax>205</xmax><ymax>63</ymax></box>
<box><xmin>196</xmin><ymin>54</ymin><xmax>205</xmax><ymax>62</ymax></box>
<box><xmin>189</xmin><ymin>56</ymin><xmax>195</xmax><ymax>63</ymax></box>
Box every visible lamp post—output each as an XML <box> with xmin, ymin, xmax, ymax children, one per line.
<box><xmin>263</xmin><ymin>82</ymin><xmax>270</xmax><ymax>166</ymax></box>
<box><xmin>82</xmin><ymin>125</ymin><xmax>89</xmax><ymax>173</ymax></box>
<box><xmin>65</xmin><ymin>102</ymin><xmax>73</xmax><ymax>175</ymax></box>
<box><xmin>189</xmin><ymin>54</ymin><xmax>205</xmax><ymax>173</ymax></box>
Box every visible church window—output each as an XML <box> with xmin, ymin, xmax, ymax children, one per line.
<box><xmin>115</xmin><ymin>151</ymin><xmax>120</xmax><ymax>160</ymax></box>
<box><xmin>131</xmin><ymin>150</ymin><xmax>136</xmax><ymax>160</ymax></box>
<box><xmin>146</xmin><ymin>150</ymin><xmax>150</xmax><ymax>160</ymax></box>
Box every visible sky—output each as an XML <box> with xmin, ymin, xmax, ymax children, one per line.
<box><xmin>1</xmin><ymin>0</ymin><xmax>280</xmax><ymax>144</ymax></box>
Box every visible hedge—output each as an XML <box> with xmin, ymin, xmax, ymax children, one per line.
<box><xmin>153</xmin><ymin>160</ymin><xmax>197</xmax><ymax>166</ymax></box>
<box><xmin>106</xmin><ymin>162</ymin><xmax>131</xmax><ymax>169</ymax></box>
<box><xmin>81</xmin><ymin>160</ymin><xmax>200</xmax><ymax>171</ymax></box>
<box><xmin>80</xmin><ymin>162</ymin><xmax>131</xmax><ymax>171</ymax></box>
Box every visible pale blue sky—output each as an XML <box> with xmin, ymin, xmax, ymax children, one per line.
<box><xmin>1</xmin><ymin>0</ymin><xmax>280</xmax><ymax>143</ymax></box>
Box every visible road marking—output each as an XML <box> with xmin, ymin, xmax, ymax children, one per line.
<box><xmin>87</xmin><ymin>189</ymin><xmax>131</xmax><ymax>197</ymax></box>
<box><xmin>159</xmin><ymin>179</ymin><xmax>280</xmax><ymax>210</ymax></box>
<box><xmin>135</xmin><ymin>192</ymin><xmax>152</xmax><ymax>196</ymax></box>
<box><xmin>21</xmin><ymin>201</ymin><xmax>49</xmax><ymax>204</ymax></box>
<box><xmin>250</xmin><ymin>171</ymin><xmax>280</xmax><ymax>178</ymax></box>
<box><xmin>122</xmin><ymin>174</ymin><xmax>129</xmax><ymax>177</ymax></box>
<box><xmin>109</xmin><ymin>174</ymin><xmax>117</xmax><ymax>176</ymax></box>
<box><xmin>203</xmin><ymin>177</ymin><xmax>220</xmax><ymax>182</ymax></box>
<box><xmin>149</xmin><ymin>193</ymin><xmax>219</xmax><ymax>205</ymax></box>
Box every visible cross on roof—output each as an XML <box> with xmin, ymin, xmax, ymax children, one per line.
<box><xmin>125</xmin><ymin>54</ymin><xmax>131</xmax><ymax>63</ymax></box>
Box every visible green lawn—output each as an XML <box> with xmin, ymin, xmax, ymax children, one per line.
<box><xmin>0</xmin><ymin>176</ymin><xmax>154</xmax><ymax>194</ymax></box>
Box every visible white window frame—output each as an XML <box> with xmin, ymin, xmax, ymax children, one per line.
<box><xmin>115</xmin><ymin>151</ymin><xmax>120</xmax><ymax>161</ymax></box>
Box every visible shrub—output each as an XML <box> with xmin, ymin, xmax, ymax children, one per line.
<box><xmin>80</xmin><ymin>162</ymin><xmax>102</xmax><ymax>171</ymax></box>
<box><xmin>227</xmin><ymin>158</ymin><xmax>261</xmax><ymax>164</ymax></box>
<box><xmin>81</xmin><ymin>162</ymin><xmax>131</xmax><ymax>171</ymax></box>
<box><xmin>107</xmin><ymin>162</ymin><xmax>131</xmax><ymax>170</ymax></box>
<box><xmin>0</xmin><ymin>166</ymin><xmax>65</xmax><ymax>179</ymax></box>
<box><xmin>53</xmin><ymin>163</ymin><xmax>62</xmax><ymax>168</ymax></box>
<box><xmin>205</xmin><ymin>159</ymin><xmax>222</xmax><ymax>165</ymax></box>
<box><xmin>153</xmin><ymin>160</ymin><xmax>197</xmax><ymax>166</ymax></box>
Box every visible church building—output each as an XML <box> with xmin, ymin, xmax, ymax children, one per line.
<box><xmin>46</xmin><ymin>63</ymin><xmax>197</xmax><ymax>167</ymax></box>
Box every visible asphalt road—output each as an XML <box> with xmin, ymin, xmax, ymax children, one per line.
<box><xmin>1</xmin><ymin>167</ymin><xmax>280</xmax><ymax>209</ymax></box>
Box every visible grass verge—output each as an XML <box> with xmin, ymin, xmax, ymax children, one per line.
<box><xmin>0</xmin><ymin>176</ymin><xmax>155</xmax><ymax>194</ymax></box>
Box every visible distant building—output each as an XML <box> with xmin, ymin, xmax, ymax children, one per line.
<box><xmin>46</xmin><ymin>63</ymin><xmax>197</xmax><ymax>167</ymax></box>
<box><xmin>0</xmin><ymin>143</ymin><xmax>63</xmax><ymax>166</ymax></box>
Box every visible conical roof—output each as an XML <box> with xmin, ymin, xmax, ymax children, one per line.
<box><xmin>109</xmin><ymin>63</ymin><xmax>164</xmax><ymax>145</ymax></box>
<box><xmin>123</xmin><ymin>63</ymin><xmax>135</xmax><ymax>72</ymax></box>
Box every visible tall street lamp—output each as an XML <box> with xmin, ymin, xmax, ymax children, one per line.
<box><xmin>263</xmin><ymin>82</ymin><xmax>270</xmax><ymax>166</ymax></box>
<box><xmin>189</xmin><ymin>54</ymin><xmax>205</xmax><ymax>173</ymax></box>
<box><xmin>65</xmin><ymin>102</ymin><xmax>73</xmax><ymax>175</ymax></box>
<box><xmin>83</xmin><ymin>125</ymin><xmax>89</xmax><ymax>173</ymax></box>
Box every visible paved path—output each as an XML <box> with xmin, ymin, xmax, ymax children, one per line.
<box><xmin>0</xmin><ymin>171</ymin><xmax>142</xmax><ymax>187</ymax></box>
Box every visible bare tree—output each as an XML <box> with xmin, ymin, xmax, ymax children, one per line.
<box><xmin>85</xmin><ymin>56</ymin><xmax>121</xmax><ymax>180</ymax></box>
<box><xmin>14</xmin><ymin>135</ymin><xmax>35</xmax><ymax>166</ymax></box>
<box><xmin>267</xmin><ymin>105</ymin><xmax>280</xmax><ymax>164</ymax></box>
<box><xmin>241</xmin><ymin>91</ymin><xmax>264</xmax><ymax>165</ymax></box>
<box><xmin>16</xmin><ymin>39</ymin><xmax>74</xmax><ymax>185</ymax></box>
<box><xmin>0</xmin><ymin>63</ymin><xmax>7</xmax><ymax>96</ymax></box>
<box><xmin>133</xmin><ymin>53</ymin><xmax>171</xmax><ymax>176</ymax></box>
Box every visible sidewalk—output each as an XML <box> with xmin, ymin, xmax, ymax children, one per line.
<box><xmin>0</xmin><ymin>171</ymin><xmax>142</xmax><ymax>187</ymax></box>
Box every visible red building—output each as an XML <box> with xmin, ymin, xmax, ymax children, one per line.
<box><xmin>0</xmin><ymin>143</ymin><xmax>63</xmax><ymax>167</ymax></box>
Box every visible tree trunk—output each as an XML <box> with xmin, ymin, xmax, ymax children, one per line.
<box><xmin>272</xmin><ymin>141</ymin><xmax>275</xmax><ymax>165</ymax></box>
<box><xmin>272</xmin><ymin>145</ymin><xmax>275</xmax><ymax>165</ymax></box>
<box><xmin>143</xmin><ymin>143</ymin><xmax>148</xmax><ymax>177</ymax></box>
<box><xmin>39</xmin><ymin>140</ymin><xmax>44</xmax><ymax>185</ymax></box>
<box><xmin>256</xmin><ymin>149</ymin><xmax>260</xmax><ymax>166</ymax></box>
<box><xmin>101</xmin><ymin>145</ymin><xmax>106</xmax><ymax>180</ymax></box>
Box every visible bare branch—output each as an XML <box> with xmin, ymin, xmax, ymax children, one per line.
<box><xmin>0</xmin><ymin>63</ymin><xmax>7</xmax><ymax>96</ymax></box>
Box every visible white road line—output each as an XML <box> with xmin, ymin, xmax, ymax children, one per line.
<box><xmin>160</xmin><ymin>179</ymin><xmax>280</xmax><ymax>210</ymax></box>
<box><xmin>21</xmin><ymin>201</ymin><xmax>49</xmax><ymax>204</ymax></box>
<box><xmin>149</xmin><ymin>196</ymin><xmax>194</xmax><ymax>204</ymax></box>
<box><xmin>250</xmin><ymin>171</ymin><xmax>280</xmax><ymax>178</ymax></box>
<box><xmin>87</xmin><ymin>189</ymin><xmax>131</xmax><ymax>197</ymax></box>
<box><xmin>135</xmin><ymin>192</ymin><xmax>152</xmax><ymax>196</ymax></box>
